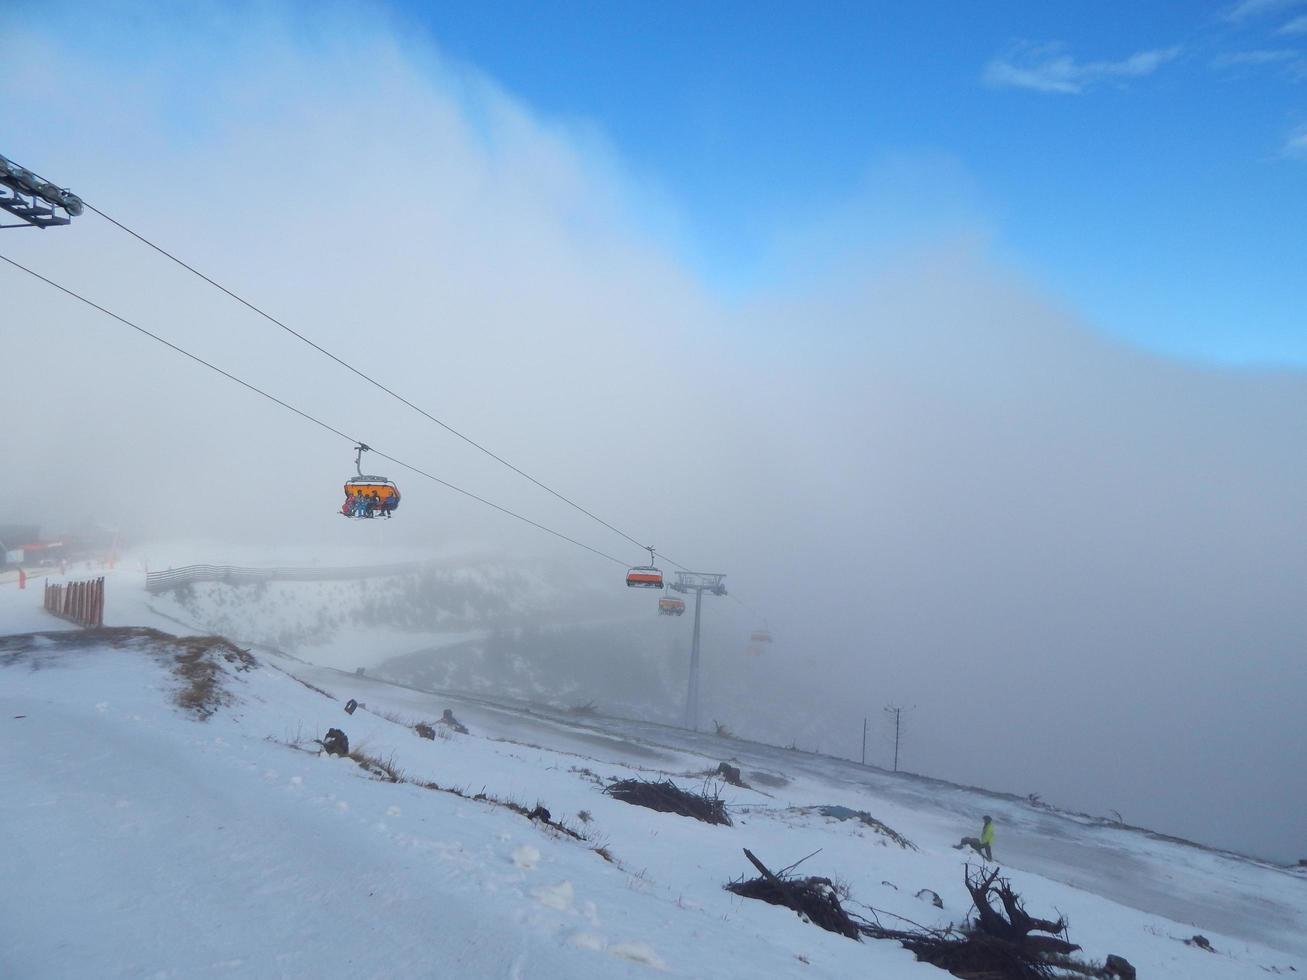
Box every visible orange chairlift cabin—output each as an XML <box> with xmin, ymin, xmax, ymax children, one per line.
<box><xmin>658</xmin><ymin>593</ymin><xmax>686</xmax><ymax>616</ymax></box>
<box><xmin>341</xmin><ymin>444</ymin><xmax>400</xmax><ymax>519</ymax></box>
<box><xmin>626</xmin><ymin>547</ymin><xmax>664</xmax><ymax>589</ymax></box>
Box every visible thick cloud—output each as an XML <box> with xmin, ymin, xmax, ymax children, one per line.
<box><xmin>3</xmin><ymin>2</ymin><xmax>1304</xmax><ymax>861</ymax></box>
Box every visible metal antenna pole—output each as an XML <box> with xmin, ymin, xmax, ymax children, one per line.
<box><xmin>670</xmin><ymin>570</ymin><xmax>727</xmax><ymax>733</ymax></box>
<box><xmin>884</xmin><ymin>703</ymin><xmax>912</xmax><ymax>773</ymax></box>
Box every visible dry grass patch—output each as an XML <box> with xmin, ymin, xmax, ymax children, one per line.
<box><xmin>806</xmin><ymin>805</ymin><xmax>917</xmax><ymax>850</ymax></box>
<box><xmin>604</xmin><ymin>778</ymin><xmax>732</xmax><ymax>826</ymax></box>
<box><xmin>348</xmin><ymin>749</ymin><xmax>405</xmax><ymax>783</ymax></box>
<box><xmin>0</xmin><ymin>627</ymin><xmax>257</xmax><ymax>720</ymax></box>
<box><xmin>168</xmin><ymin>635</ymin><xmax>256</xmax><ymax>719</ymax></box>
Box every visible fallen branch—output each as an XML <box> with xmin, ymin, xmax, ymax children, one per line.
<box><xmin>726</xmin><ymin>849</ymin><xmax>862</xmax><ymax>941</ymax></box>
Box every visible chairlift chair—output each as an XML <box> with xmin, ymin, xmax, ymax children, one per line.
<box><xmin>341</xmin><ymin>444</ymin><xmax>400</xmax><ymax>519</ymax></box>
<box><xmin>626</xmin><ymin>546</ymin><xmax>663</xmax><ymax>588</ymax></box>
<box><xmin>658</xmin><ymin>596</ymin><xmax>686</xmax><ymax>616</ymax></box>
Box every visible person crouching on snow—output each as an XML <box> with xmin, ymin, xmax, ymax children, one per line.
<box><xmin>953</xmin><ymin>815</ymin><xmax>995</xmax><ymax>860</ymax></box>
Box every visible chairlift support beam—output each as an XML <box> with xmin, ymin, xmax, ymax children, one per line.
<box><xmin>669</xmin><ymin>570</ymin><xmax>728</xmax><ymax>731</ymax></box>
<box><xmin>0</xmin><ymin>154</ymin><xmax>83</xmax><ymax>230</ymax></box>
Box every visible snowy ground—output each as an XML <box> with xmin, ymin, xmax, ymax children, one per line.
<box><xmin>2</xmin><ymin>582</ymin><xmax>1305</xmax><ymax>979</ymax></box>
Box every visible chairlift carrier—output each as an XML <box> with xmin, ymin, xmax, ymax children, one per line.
<box><xmin>342</xmin><ymin>444</ymin><xmax>400</xmax><ymax>517</ymax></box>
<box><xmin>626</xmin><ymin>546</ymin><xmax>664</xmax><ymax>589</ymax></box>
<box><xmin>658</xmin><ymin>595</ymin><xmax>686</xmax><ymax>615</ymax></box>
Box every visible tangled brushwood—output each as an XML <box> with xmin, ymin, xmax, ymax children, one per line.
<box><xmin>728</xmin><ymin>853</ymin><xmax>1128</xmax><ymax>980</ymax></box>
<box><xmin>866</xmin><ymin>865</ymin><xmax>1126</xmax><ymax>980</ymax></box>
<box><xmin>603</xmin><ymin>778</ymin><xmax>732</xmax><ymax>826</ymax></box>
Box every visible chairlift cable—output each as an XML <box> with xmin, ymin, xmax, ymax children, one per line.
<box><xmin>84</xmin><ymin>203</ymin><xmax>672</xmax><ymax>562</ymax></box>
<box><xmin>729</xmin><ymin>591</ymin><xmax>766</xmax><ymax>621</ymax></box>
<box><xmin>0</xmin><ymin>253</ymin><xmax>353</xmax><ymax>444</ymax></box>
<box><xmin>0</xmin><ymin>251</ymin><xmax>629</xmax><ymax>568</ymax></box>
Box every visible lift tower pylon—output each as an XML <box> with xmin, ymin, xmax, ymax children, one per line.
<box><xmin>669</xmin><ymin>571</ymin><xmax>727</xmax><ymax>731</ymax></box>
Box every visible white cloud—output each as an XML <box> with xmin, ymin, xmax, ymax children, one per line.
<box><xmin>1225</xmin><ymin>0</ymin><xmax>1307</xmax><ymax>22</ymax></box>
<box><xmin>1210</xmin><ymin>48</ymin><xmax>1299</xmax><ymax>66</ymax></box>
<box><xmin>6</xmin><ymin>0</ymin><xmax>1307</xmax><ymax>868</ymax></box>
<box><xmin>1279</xmin><ymin>13</ymin><xmax>1307</xmax><ymax>32</ymax></box>
<box><xmin>983</xmin><ymin>42</ymin><xmax>1181</xmax><ymax>95</ymax></box>
<box><xmin>1285</xmin><ymin>127</ymin><xmax>1307</xmax><ymax>156</ymax></box>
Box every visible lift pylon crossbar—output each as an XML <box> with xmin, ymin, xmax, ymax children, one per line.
<box><xmin>0</xmin><ymin>154</ymin><xmax>83</xmax><ymax>230</ymax></box>
<box><xmin>670</xmin><ymin>571</ymin><xmax>726</xmax><ymax>595</ymax></box>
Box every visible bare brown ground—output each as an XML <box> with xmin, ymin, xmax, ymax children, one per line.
<box><xmin>0</xmin><ymin>627</ymin><xmax>257</xmax><ymax>719</ymax></box>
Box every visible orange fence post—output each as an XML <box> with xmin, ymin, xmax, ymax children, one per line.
<box><xmin>43</xmin><ymin>576</ymin><xmax>106</xmax><ymax>627</ymax></box>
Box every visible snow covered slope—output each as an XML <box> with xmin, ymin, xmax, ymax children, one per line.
<box><xmin>3</xmin><ymin>603</ymin><xmax>1304</xmax><ymax>978</ymax></box>
<box><xmin>143</xmin><ymin>557</ymin><xmax>690</xmax><ymax>719</ymax></box>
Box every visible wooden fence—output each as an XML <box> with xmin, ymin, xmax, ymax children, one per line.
<box><xmin>145</xmin><ymin>561</ymin><xmax>425</xmax><ymax>594</ymax></box>
<box><xmin>44</xmin><ymin>576</ymin><xmax>105</xmax><ymax>627</ymax></box>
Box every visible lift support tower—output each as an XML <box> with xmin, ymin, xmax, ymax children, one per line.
<box><xmin>669</xmin><ymin>570</ymin><xmax>727</xmax><ymax>731</ymax></box>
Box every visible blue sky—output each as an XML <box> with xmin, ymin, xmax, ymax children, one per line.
<box><xmin>401</xmin><ymin>0</ymin><xmax>1306</xmax><ymax>365</ymax></box>
<box><xmin>9</xmin><ymin>0</ymin><xmax>1305</xmax><ymax>365</ymax></box>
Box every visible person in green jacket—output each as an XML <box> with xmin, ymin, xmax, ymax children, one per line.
<box><xmin>953</xmin><ymin>815</ymin><xmax>995</xmax><ymax>860</ymax></box>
